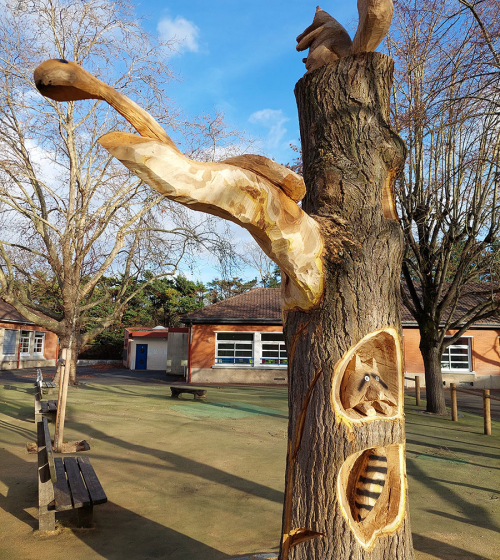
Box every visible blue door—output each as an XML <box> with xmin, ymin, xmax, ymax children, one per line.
<box><xmin>135</xmin><ymin>344</ymin><xmax>148</xmax><ymax>370</ymax></box>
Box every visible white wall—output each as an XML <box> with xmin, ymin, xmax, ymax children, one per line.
<box><xmin>166</xmin><ymin>332</ymin><xmax>189</xmax><ymax>375</ymax></box>
<box><xmin>130</xmin><ymin>338</ymin><xmax>168</xmax><ymax>370</ymax></box>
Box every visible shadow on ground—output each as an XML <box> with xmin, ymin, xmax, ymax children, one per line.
<box><xmin>72</xmin><ymin>501</ymin><xmax>230</xmax><ymax>560</ymax></box>
<box><xmin>0</xmin><ymin>447</ymin><xmax>36</xmax><ymax>530</ymax></box>
<box><xmin>70</xmin><ymin>419</ymin><xmax>283</xmax><ymax>504</ymax></box>
<box><xmin>406</xmin><ymin>458</ymin><xmax>499</xmax><ymax>534</ymax></box>
<box><xmin>413</xmin><ymin>534</ymin><xmax>490</xmax><ymax>560</ymax></box>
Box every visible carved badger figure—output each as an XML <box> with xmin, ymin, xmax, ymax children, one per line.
<box><xmin>353</xmin><ymin>448</ymin><xmax>388</xmax><ymax>522</ymax></box>
<box><xmin>341</xmin><ymin>356</ymin><xmax>397</xmax><ymax>417</ymax></box>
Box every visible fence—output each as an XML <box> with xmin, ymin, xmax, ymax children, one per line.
<box><xmin>404</xmin><ymin>375</ymin><xmax>421</xmax><ymax>407</ymax></box>
<box><xmin>450</xmin><ymin>383</ymin><xmax>500</xmax><ymax>436</ymax></box>
<box><xmin>405</xmin><ymin>376</ymin><xmax>497</xmax><ymax>435</ymax></box>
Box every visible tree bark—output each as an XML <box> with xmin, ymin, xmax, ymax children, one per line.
<box><xmin>279</xmin><ymin>53</ymin><xmax>413</xmax><ymax>560</ymax></box>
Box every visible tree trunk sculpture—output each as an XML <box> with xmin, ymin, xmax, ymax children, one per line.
<box><xmin>34</xmin><ymin>1</ymin><xmax>414</xmax><ymax>557</ymax></box>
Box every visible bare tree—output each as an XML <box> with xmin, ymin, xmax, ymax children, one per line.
<box><xmin>388</xmin><ymin>0</ymin><xmax>500</xmax><ymax>414</ymax></box>
<box><xmin>182</xmin><ymin>108</ymin><xmax>257</xmax><ymax>163</ymax></box>
<box><xmin>0</xmin><ymin>0</ymin><xmax>233</xmax><ymax>384</ymax></box>
<box><xmin>241</xmin><ymin>242</ymin><xmax>281</xmax><ymax>287</ymax></box>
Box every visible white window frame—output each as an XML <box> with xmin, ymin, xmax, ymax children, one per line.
<box><xmin>441</xmin><ymin>336</ymin><xmax>472</xmax><ymax>373</ymax></box>
<box><xmin>215</xmin><ymin>332</ymin><xmax>254</xmax><ymax>367</ymax></box>
<box><xmin>259</xmin><ymin>332</ymin><xmax>288</xmax><ymax>367</ymax></box>
<box><xmin>34</xmin><ymin>332</ymin><xmax>45</xmax><ymax>355</ymax></box>
<box><xmin>20</xmin><ymin>330</ymin><xmax>31</xmax><ymax>355</ymax></box>
<box><xmin>213</xmin><ymin>331</ymin><xmax>287</xmax><ymax>368</ymax></box>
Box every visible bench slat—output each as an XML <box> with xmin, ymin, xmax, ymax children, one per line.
<box><xmin>42</xmin><ymin>418</ymin><xmax>57</xmax><ymax>483</ymax></box>
<box><xmin>53</xmin><ymin>458</ymin><xmax>74</xmax><ymax>511</ymax></box>
<box><xmin>78</xmin><ymin>457</ymin><xmax>107</xmax><ymax>505</ymax></box>
<box><xmin>40</xmin><ymin>400</ymin><xmax>58</xmax><ymax>413</ymax></box>
<box><xmin>64</xmin><ymin>457</ymin><xmax>90</xmax><ymax>509</ymax></box>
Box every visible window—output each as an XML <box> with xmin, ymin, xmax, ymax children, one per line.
<box><xmin>2</xmin><ymin>330</ymin><xmax>17</xmax><ymax>355</ymax></box>
<box><xmin>215</xmin><ymin>333</ymin><xmax>254</xmax><ymax>365</ymax></box>
<box><xmin>261</xmin><ymin>332</ymin><xmax>288</xmax><ymax>366</ymax></box>
<box><xmin>34</xmin><ymin>332</ymin><xmax>45</xmax><ymax>354</ymax></box>
<box><xmin>214</xmin><ymin>331</ymin><xmax>288</xmax><ymax>368</ymax></box>
<box><xmin>20</xmin><ymin>331</ymin><xmax>31</xmax><ymax>355</ymax></box>
<box><xmin>441</xmin><ymin>337</ymin><xmax>472</xmax><ymax>372</ymax></box>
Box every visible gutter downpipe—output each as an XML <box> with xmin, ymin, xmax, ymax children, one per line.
<box><xmin>188</xmin><ymin>324</ymin><xmax>193</xmax><ymax>384</ymax></box>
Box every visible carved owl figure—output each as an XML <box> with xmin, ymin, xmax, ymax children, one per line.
<box><xmin>341</xmin><ymin>356</ymin><xmax>397</xmax><ymax>417</ymax></box>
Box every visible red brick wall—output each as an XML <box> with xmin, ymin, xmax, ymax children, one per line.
<box><xmin>402</xmin><ymin>327</ymin><xmax>500</xmax><ymax>376</ymax></box>
<box><xmin>43</xmin><ymin>330</ymin><xmax>58</xmax><ymax>361</ymax></box>
<box><xmin>190</xmin><ymin>324</ymin><xmax>283</xmax><ymax>369</ymax></box>
<box><xmin>0</xmin><ymin>322</ymin><xmax>58</xmax><ymax>361</ymax></box>
<box><xmin>190</xmin><ymin>324</ymin><xmax>500</xmax><ymax>377</ymax></box>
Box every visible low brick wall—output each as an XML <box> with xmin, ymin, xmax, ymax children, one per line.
<box><xmin>0</xmin><ymin>358</ymin><xmax>56</xmax><ymax>370</ymax></box>
<box><xmin>191</xmin><ymin>367</ymin><xmax>288</xmax><ymax>385</ymax></box>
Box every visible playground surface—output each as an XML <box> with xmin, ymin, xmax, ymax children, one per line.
<box><xmin>0</xmin><ymin>366</ymin><xmax>499</xmax><ymax>560</ymax></box>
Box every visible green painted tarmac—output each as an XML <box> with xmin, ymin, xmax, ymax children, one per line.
<box><xmin>0</xmin><ymin>377</ymin><xmax>498</xmax><ymax>560</ymax></box>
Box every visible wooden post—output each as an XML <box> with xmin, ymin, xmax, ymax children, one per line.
<box><xmin>54</xmin><ymin>348</ymin><xmax>70</xmax><ymax>453</ymax></box>
<box><xmin>450</xmin><ymin>383</ymin><xmax>458</xmax><ymax>422</ymax></box>
<box><xmin>415</xmin><ymin>376</ymin><xmax>421</xmax><ymax>407</ymax></box>
<box><xmin>483</xmin><ymin>389</ymin><xmax>491</xmax><ymax>436</ymax></box>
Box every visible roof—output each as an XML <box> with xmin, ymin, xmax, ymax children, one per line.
<box><xmin>401</xmin><ymin>282</ymin><xmax>500</xmax><ymax>327</ymax></box>
<box><xmin>181</xmin><ymin>288</ymin><xmax>282</xmax><ymax>325</ymax></box>
<box><xmin>125</xmin><ymin>327</ymin><xmax>189</xmax><ymax>337</ymax></box>
<box><xmin>182</xmin><ymin>285</ymin><xmax>500</xmax><ymax>328</ymax></box>
<box><xmin>0</xmin><ymin>299</ymin><xmax>35</xmax><ymax>325</ymax></box>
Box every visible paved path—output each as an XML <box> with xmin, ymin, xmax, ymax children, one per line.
<box><xmin>0</xmin><ymin>365</ymin><xmax>182</xmax><ymax>385</ymax></box>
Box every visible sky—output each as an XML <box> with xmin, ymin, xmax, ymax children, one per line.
<box><xmin>134</xmin><ymin>1</ymin><xmax>359</xmax><ymax>166</ymax></box>
<box><xmin>123</xmin><ymin>1</ymin><xmax>360</xmax><ymax>283</ymax></box>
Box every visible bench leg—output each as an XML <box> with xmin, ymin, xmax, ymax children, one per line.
<box><xmin>39</xmin><ymin>452</ymin><xmax>55</xmax><ymax>532</ymax></box>
<box><xmin>77</xmin><ymin>505</ymin><xmax>93</xmax><ymax>528</ymax></box>
<box><xmin>194</xmin><ymin>394</ymin><xmax>206</xmax><ymax>400</ymax></box>
<box><xmin>39</xmin><ymin>507</ymin><xmax>55</xmax><ymax>532</ymax></box>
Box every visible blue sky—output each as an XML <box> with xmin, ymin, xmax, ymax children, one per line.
<box><xmin>130</xmin><ymin>1</ymin><xmax>360</xmax><ymax>282</ymax></box>
<box><xmin>134</xmin><ymin>1</ymin><xmax>359</xmax><ymax>165</ymax></box>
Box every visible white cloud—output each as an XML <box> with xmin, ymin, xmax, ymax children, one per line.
<box><xmin>157</xmin><ymin>16</ymin><xmax>200</xmax><ymax>55</ymax></box>
<box><xmin>25</xmin><ymin>139</ymin><xmax>57</xmax><ymax>184</ymax></box>
<box><xmin>248</xmin><ymin>109</ymin><xmax>289</xmax><ymax>149</ymax></box>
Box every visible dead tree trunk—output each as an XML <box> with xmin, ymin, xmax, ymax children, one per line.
<box><xmin>279</xmin><ymin>53</ymin><xmax>413</xmax><ymax>560</ymax></box>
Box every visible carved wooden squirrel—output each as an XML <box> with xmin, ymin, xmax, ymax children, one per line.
<box><xmin>297</xmin><ymin>1</ymin><xmax>394</xmax><ymax>72</ymax></box>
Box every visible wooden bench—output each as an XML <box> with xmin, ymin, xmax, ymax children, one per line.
<box><xmin>170</xmin><ymin>387</ymin><xmax>207</xmax><ymax>400</ymax></box>
<box><xmin>35</xmin><ymin>372</ymin><xmax>58</xmax><ymax>423</ymax></box>
<box><xmin>38</xmin><ymin>417</ymin><xmax>107</xmax><ymax>531</ymax></box>
<box><xmin>36</xmin><ymin>368</ymin><xmax>56</xmax><ymax>391</ymax></box>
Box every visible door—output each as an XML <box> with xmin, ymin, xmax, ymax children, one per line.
<box><xmin>135</xmin><ymin>344</ymin><xmax>148</xmax><ymax>370</ymax></box>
